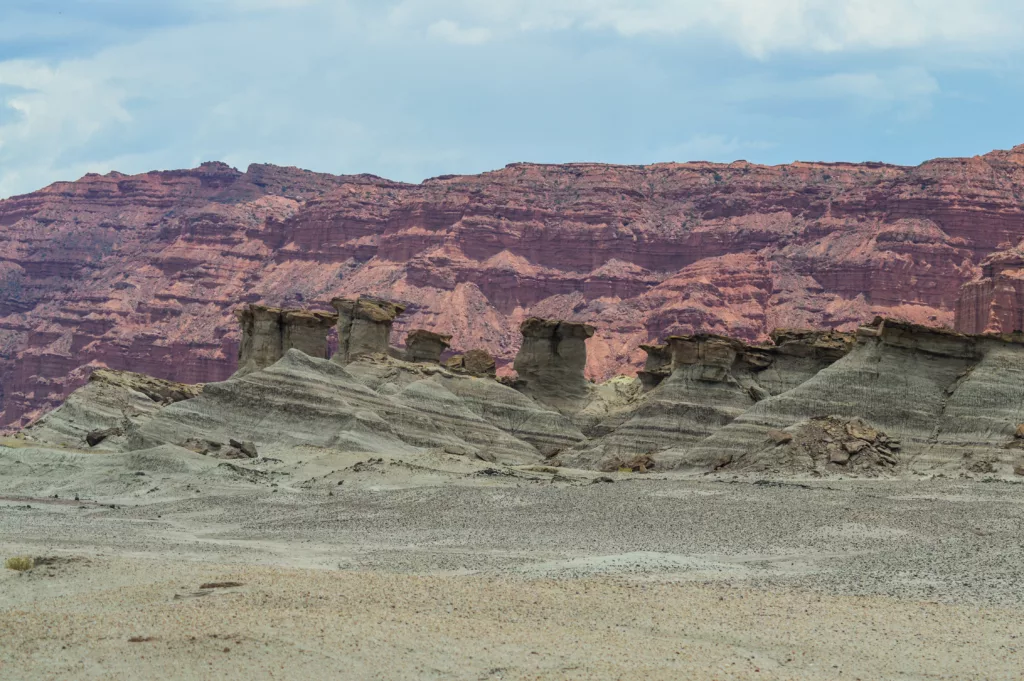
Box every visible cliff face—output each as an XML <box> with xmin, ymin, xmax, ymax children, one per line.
<box><xmin>3</xmin><ymin>145</ymin><xmax>1024</xmax><ymax>427</ymax></box>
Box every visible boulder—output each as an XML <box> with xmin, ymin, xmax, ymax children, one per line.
<box><xmin>446</xmin><ymin>349</ymin><xmax>498</xmax><ymax>377</ymax></box>
<box><xmin>405</xmin><ymin>329</ymin><xmax>452</xmax><ymax>364</ymax></box>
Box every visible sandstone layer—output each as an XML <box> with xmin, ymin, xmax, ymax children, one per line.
<box><xmin>5</xmin><ymin>146</ymin><xmax>1024</xmax><ymax>427</ymax></box>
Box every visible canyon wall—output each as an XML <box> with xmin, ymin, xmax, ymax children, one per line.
<box><xmin>3</xmin><ymin>145</ymin><xmax>1024</xmax><ymax>427</ymax></box>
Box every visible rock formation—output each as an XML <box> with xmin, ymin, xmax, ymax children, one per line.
<box><xmin>445</xmin><ymin>349</ymin><xmax>497</xmax><ymax>377</ymax></box>
<box><xmin>669</xmin><ymin>318</ymin><xmax>1024</xmax><ymax>475</ymax></box>
<box><xmin>638</xmin><ymin>344</ymin><xmax>671</xmax><ymax>391</ymax></box>
<box><xmin>22</xmin><ymin>369</ymin><xmax>201</xmax><ymax>450</ymax></box>
<box><xmin>559</xmin><ymin>330</ymin><xmax>853</xmax><ymax>470</ymax></box>
<box><xmin>234</xmin><ymin>305</ymin><xmax>337</xmax><ymax>377</ymax></box>
<box><xmin>5</xmin><ymin>144</ymin><xmax>1024</xmax><ymax>428</ymax></box>
<box><xmin>20</xmin><ymin>307</ymin><xmax>1024</xmax><ymax>478</ymax></box>
<box><xmin>955</xmin><ymin>244</ymin><xmax>1024</xmax><ymax>335</ymax></box>
<box><xmin>405</xmin><ymin>329</ymin><xmax>452</xmax><ymax>364</ymax></box>
<box><xmin>332</xmin><ymin>297</ymin><xmax>406</xmax><ymax>364</ymax></box>
<box><xmin>513</xmin><ymin>318</ymin><xmax>596</xmax><ymax>411</ymax></box>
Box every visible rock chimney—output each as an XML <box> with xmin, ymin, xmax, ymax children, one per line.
<box><xmin>331</xmin><ymin>296</ymin><xmax>406</xmax><ymax>364</ymax></box>
<box><xmin>513</xmin><ymin>318</ymin><xmax>595</xmax><ymax>398</ymax></box>
<box><xmin>234</xmin><ymin>305</ymin><xmax>338</xmax><ymax>377</ymax></box>
<box><xmin>405</xmin><ymin>329</ymin><xmax>452</xmax><ymax>364</ymax></box>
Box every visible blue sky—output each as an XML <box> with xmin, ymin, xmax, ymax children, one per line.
<box><xmin>1</xmin><ymin>0</ymin><xmax>1023</xmax><ymax>198</ymax></box>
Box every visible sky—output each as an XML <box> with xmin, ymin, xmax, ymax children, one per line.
<box><xmin>1</xmin><ymin>0</ymin><xmax>1023</xmax><ymax>198</ymax></box>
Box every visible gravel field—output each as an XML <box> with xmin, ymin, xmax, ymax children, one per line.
<box><xmin>2</xmin><ymin>448</ymin><xmax>1023</xmax><ymax>679</ymax></box>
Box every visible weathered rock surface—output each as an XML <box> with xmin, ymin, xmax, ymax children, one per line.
<box><xmin>445</xmin><ymin>349</ymin><xmax>498</xmax><ymax>377</ymax></box>
<box><xmin>21</xmin><ymin>369</ymin><xmax>201</xmax><ymax>450</ymax></box>
<box><xmin>513</xmin><ymin>318</ymin><xmax>596</xmax><ymax>412</ymax></box>
<box><xmin>332</xmin><ymin>297</ymin><xmax>406</xmax><ymax>364</ymax></box>
<box><xmin>670</xmin><ymin>318</ymin><xmax>1024</xmax><ymax>475</ymax></box>
<box><xmin>956</xmin><ymin>244</ymin><xmax>1024</xmax><ymax>334</ymax></box>
<box><xmin>405</xmin><ymin>329</ymin><xmax>452</xmax><ymax>364</ymax></box>
<box><xmin>559</xmin><ymin>330</ymin><xmax>853</xmax><ymax>470</ymax></box>
<box><xmin>234</xmin><ymin>305</ymin><xmax>337</xmax><ymax>377</ymax></box>
<box><xmin>6</xmin><ymin>146</ymin><xmax>1024</xmax><ymax>428</ymax></box>
<box><xmin>129</xmin><ymin>350</ymin><xmax>549</xmax><ymax>465</ymax></box>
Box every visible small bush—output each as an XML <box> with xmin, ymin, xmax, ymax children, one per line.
<box><xmin>5</xmin><ymin>556</ymin><xmax>33</xmax><ymax>571</ymax></box>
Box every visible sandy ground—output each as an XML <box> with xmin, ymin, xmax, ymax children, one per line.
<box><xmin>2</xmin><ymin>445</ymin><xmax>1023</xmax><ymax>679</ymax></box>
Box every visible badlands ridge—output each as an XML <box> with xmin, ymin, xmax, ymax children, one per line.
<box><xmin>20</xmin><ymin>297</ymin><xmax>1024</xmax><ymax>479</ymax></box>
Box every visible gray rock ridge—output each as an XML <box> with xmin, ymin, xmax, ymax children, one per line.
<box><xmin>559</xmin><ymin>329</ymin><xmax>854</xmax><ymax>471</ymax></box>
<box><xmin>131</xmin><ymin>349</ymin><xmax>545</xmax><ymax>465</ymax></box>
<box><xmin>670</xmin><ymin>317</ymin><xmax>1024</xmax><ymax>475</ymax></box>
<box><xmin>332</xmin><ymin>296</ymin><xmax>406</xmax><ymax>364</ymax></box>
<box><xmin>22</xmin><ymin>370</ymin><xmax>202</xmax><ymax>451</ymax></box>
<box><xmin>19</xmin><ymin>308</ymin><xmax>1024</xmax><ymax>479</ymax></box>
<box><xmin>234</xmin><ymin>304</ymin><xmax>337</xmax><ymax>377</ymax></box>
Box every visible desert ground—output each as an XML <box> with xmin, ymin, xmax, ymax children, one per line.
<box><xmin>2</xmin><ymin>444</ymin><xmax>1022</xmax><ymax>680</ymax></box>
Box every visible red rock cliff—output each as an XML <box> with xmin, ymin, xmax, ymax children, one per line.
<box><xmin>3</xmin><ymin>145</ymin><xmax>1024</xmax><ymax>427</ymax></box>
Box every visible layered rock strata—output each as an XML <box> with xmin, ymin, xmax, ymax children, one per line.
<box><xmin>405</xmin><ymin>329</ymin><xmax>452</xmax><ymax>364</ymax></box>
<box><xmin>5</xmin><ymin>146</ymin><xmax>1024</xmax><ymax>428</ymax></box>
<box><xmin>233</xmin><ymin>305</ymin><xmax>337</xmax><ymax>377</ymax></box>
<box><xmin>955</xmin><ymin>245</ymin><xmax>1024</xmax><ymax>335</ymax></box>
<box><xmin>131</xmin><ymin>350</ymin><xmax>557</xmax><ymax>464</ymax></box>
<box><xmin>22</xmin><ymin>369</ymin><xmax>201</xmax><ymax>451</ymax></box>
<box><xmin>559</xmin><ymin>331</ymin><xmax>853</xmax><ymax>469</ymax></box>
<box><xmin>332</xmin><ymin>297</ymin><xmax>406</xmax><ymax>364</ymax></box>
<box><xmin>669</xmin><ymin>318</ymin><xmax>1024</xmax><ymax>475</ymax></box>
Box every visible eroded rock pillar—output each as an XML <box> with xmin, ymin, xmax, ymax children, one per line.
<box><xmin>282</xmin><ymin>310</ymin><xmax>339</xmax><ymax>359</ymax></box>
<box><xmin>513</xmin><ymin>317</ymin><xmax>595</xmax><ymax>397</ymax></box>
<box><xmin>234</xmin><ymin>305</ymin><xmax>339</xmax><ymax>377</ymax></box>
<box><xmin>638</xmin><ymin>343</ymin><xmax>671</xmax><ymax>391</ymax></box>
<box><xmin>234</xmin><ymin>305</ymin><xmax>285</xmax><ymax>377</ymax></box>
<box><xmin>332</xmin><ymin>296</ymin><xmax>406</xmax><ymax>364</ymax></box>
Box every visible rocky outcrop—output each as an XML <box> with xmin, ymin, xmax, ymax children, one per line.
<box><xmin>671</xmin><ymin>318</ymin><xmax>1024</xmax><ymax>475</ymax></box>
<box><xmin>131</xmin><ymin>350</ymin><xmax>547</xmax><ymax>465</ymax></box>
<box><xmin>445</xmin><ymin>349</ymin><xmax>497</xmax><ymax>377</ymax></box>
<box><xmin>638</xmin><ymin>344</ymin><xmax>671</xmax><ymax>391</ymax></box>
<box><xmin>5</xmin><ymin>145</ymin><xmax>1024</xmax><ymax>428</ymax></box>
<box><xmin>22</xmin><ymin>369</ymin><xmax>201</xmax><ymax>450</ymax></box>
<box><xmin>559</xmin><ymin>330</ymin><xmax>853</xmax><ymax>470</ymax></box>
<box><xmin>332</xmin><ymin>297</ymin><xmax>406</xmax><ymax>364</ymax></box>
<box><xmin>405</xmin><ymin>329</ymin><xmax>452</xmax><ymax>364</ymax></box>
<box><xmin>955</xmin><ymin>245</ymin><xmax>1024</xmax><ymax>335</ymax></box>
<box><xmin>234</xmin><ymin>305</ymin><xmax>337</xmax><ymax>377</ymax></box>
<box><xmin>513</xmin><ymin>318</ymin><xmax>595</xmax><ymax>411</ymax></box>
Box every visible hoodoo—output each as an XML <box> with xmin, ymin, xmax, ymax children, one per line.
<box><xmin>234</xmin><ymin>305</ymin><xmax>338</xmax><ymax>377</ymax></box>
<box><xmin>513</xmin><ymin>318</ymin><xmax>596</xmax><ymax>409</ymax></box>
<box><xmin>332</xmin><ymin>297</ymin><xmax>406</xmax><ymax>364</ymax></box>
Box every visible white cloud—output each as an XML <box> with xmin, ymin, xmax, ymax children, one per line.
<box><xmin>0</xmin><ymin>0</ymin><xmax>1022</xmax><ymax>198</ymax></box>
<box><xmin>391</xmin><ymin>0</ymin><xmax>1024</xmax><ymax>57</ymax></box>
<box><xmin>427</xmin><ymin>18</ymin><xmax>491</xmax><ymax>44</ymax></box>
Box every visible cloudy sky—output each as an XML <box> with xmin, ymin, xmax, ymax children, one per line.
<box><xmin>1</xmin><ymin>0</ymin><xmax>1023</xmax><ymax>197</ymax></box>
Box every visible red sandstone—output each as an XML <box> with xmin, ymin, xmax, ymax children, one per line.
<box><xmin>2</xmin><ymin>146</ymin><xmax>1024</xmax><ymax>427</ymax></box>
